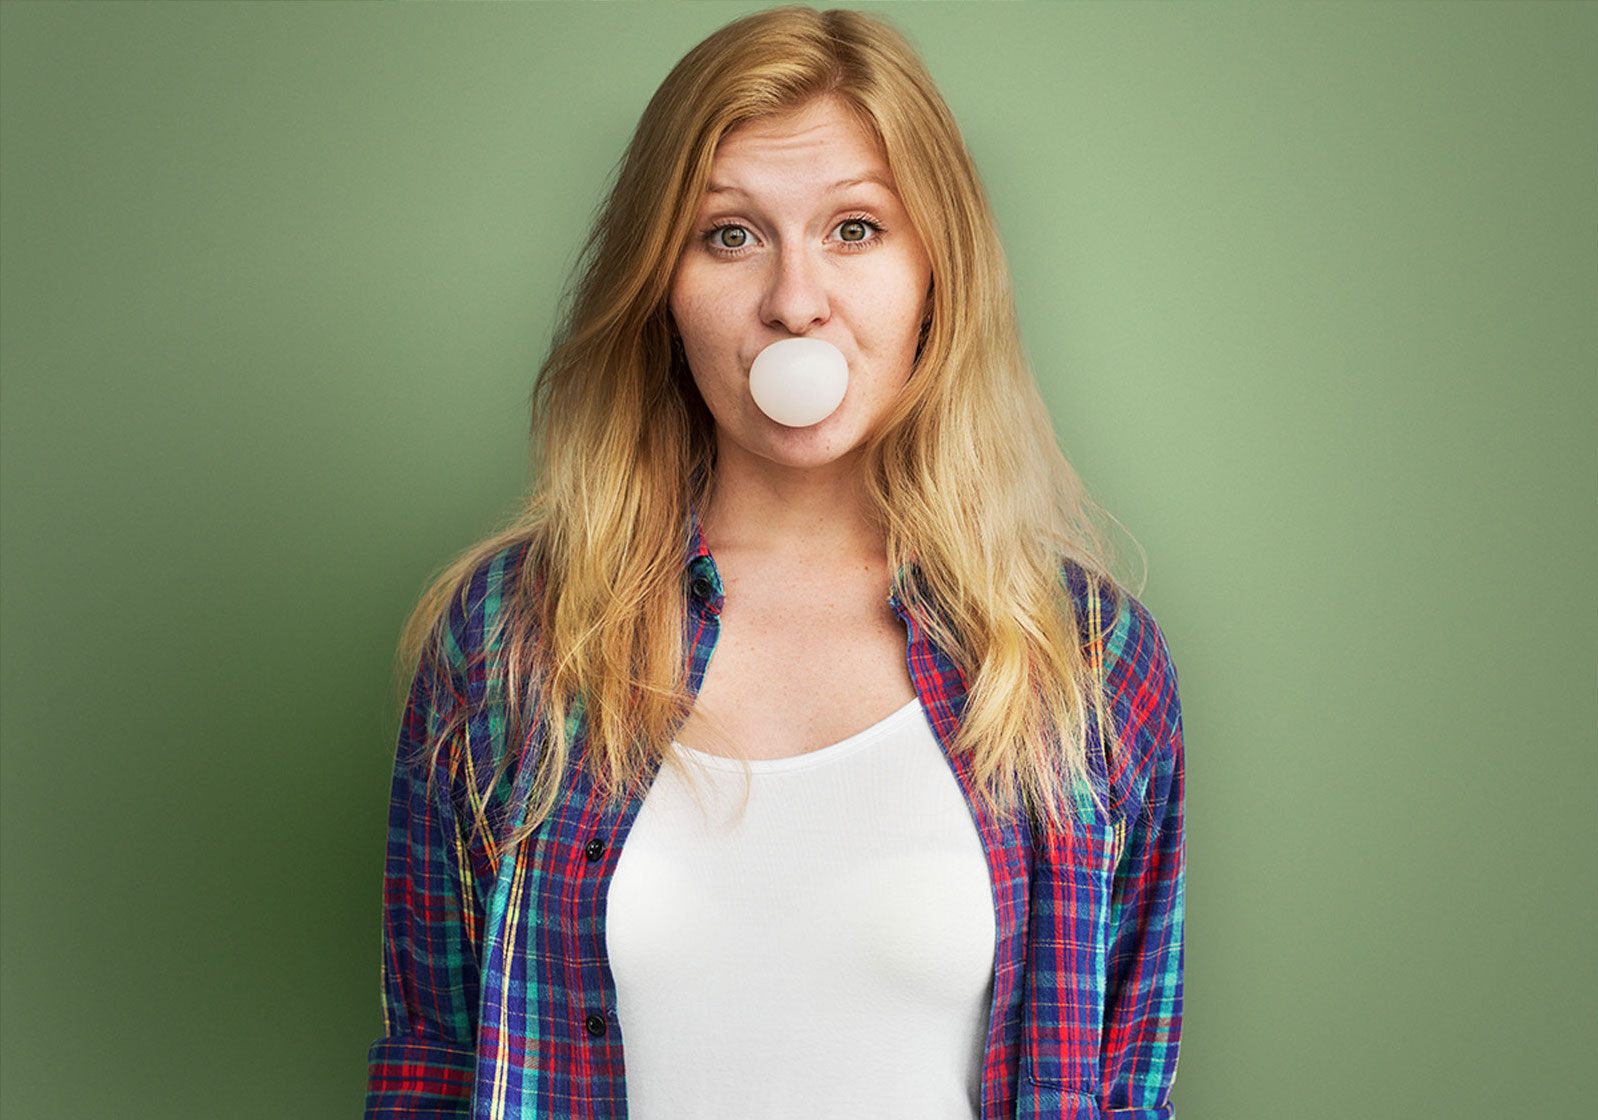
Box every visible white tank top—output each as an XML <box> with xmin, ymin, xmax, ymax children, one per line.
<box><xmin>605</xmin><ymin>697</ymin><xmax>996</xmax><ymax>1120</ymax></box>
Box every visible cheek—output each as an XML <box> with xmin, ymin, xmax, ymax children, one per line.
<box><xmin>669</xmin><ymin>274</ymin><xmax>729</xmax><ymax>359</ymax></box>
<box><xmin>882</xmin><ymin>282</ymin><xmax>930</xmax><ymax>361</ymax></box>
<box><xmin>669</xmin><ymin>291</ymin><xmax>735</xmax><ymax>406</ymax></box>
<box><xmin>878</xmin><ymin>256</ymin><xmax>931</xmax><ymax>342</ymax></box>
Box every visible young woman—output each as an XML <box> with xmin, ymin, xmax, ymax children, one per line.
<box><xmin>364</xmin><ymin>8</ymin><xmax>1184</xmax><ymax>1119</ymax></box>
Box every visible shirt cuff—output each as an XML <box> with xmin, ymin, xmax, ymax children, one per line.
<box><xmin>365</xmin><ymin>1036</ymin><xmax>475</xmax><ymax>1119</ymax></box>
<box><xmin>1032</xmin><ymin>1087</ymin><xmax>1175</xmax><ymax>1120</ymax></box>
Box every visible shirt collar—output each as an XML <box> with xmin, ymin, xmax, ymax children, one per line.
<box><xmin>684</xmin><ymin>505</ymin><xmax>725</xmax><ymax>616</ymax></box>
<box><xmin>683</xmin><ymin>503</ymin><xmax>921</xmax><ymax>619</ymax></box>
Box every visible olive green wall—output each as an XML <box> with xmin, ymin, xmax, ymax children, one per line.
<box><xmin>2</xmin><ymin>2</ymin><xmax>1593</xmax><ymax>1116</ymax></box>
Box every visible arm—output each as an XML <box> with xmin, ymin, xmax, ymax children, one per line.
<box><xmin>364</xmin><ymin>636</ymin><xmax>483</xmax><ymax>1119</ymax></box>
<box><xmin>1099</xmin><ymin>601</ymin><xmax>1185</xmax><ymax>1117</ymax></box>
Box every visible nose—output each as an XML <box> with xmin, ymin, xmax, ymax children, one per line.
<box><xmin>759</xmin><ymin>243</ymin><xmax>829</xmax><ymax>335</ymax></box>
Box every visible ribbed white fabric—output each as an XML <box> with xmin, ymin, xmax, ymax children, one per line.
<box><xmin>605</xmin><ymin>697</ymin><xmax>996</xmax><ymax>1120</ymax></box>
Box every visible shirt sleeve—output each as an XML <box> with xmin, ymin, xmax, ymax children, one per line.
<box><xmin>364</xmin><ymin>632</ymin><xmax>483</xmax><ymax>1118</ymax></box>
<box><xmin>1098</xmin><ymin>598</ymin><xmax>1186</xmax><ymax>1117</ymax></box>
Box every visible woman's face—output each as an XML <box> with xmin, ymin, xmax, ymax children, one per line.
<box><xmin>669</xmin><ymin>96</ymin><xmax>932</xmax><ymax>471</ymax></box>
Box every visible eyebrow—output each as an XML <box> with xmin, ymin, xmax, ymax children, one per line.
<box><xmin>705</xmin><ymin>174</ymin><xmax>893</xmax><ymax>196</ymax></box>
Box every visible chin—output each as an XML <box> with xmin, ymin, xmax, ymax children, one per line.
<box><xmin>763</xmin><ymin>433</ymin><xmax>865</xmax><ymax>470</ymax></box>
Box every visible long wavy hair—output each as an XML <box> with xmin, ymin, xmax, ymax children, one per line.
<box><xmin>398</xmin><ymin>5</ymin><xmax>1132</xmax><ymax>862</ymax></box>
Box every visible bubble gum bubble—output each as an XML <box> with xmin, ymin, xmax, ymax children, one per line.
<box><xmin>747</xmin><ymin>338</ymin><xmax>849</xmax><ymax>427</ymax></box>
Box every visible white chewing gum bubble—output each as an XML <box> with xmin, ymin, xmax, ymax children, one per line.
<box><xmin>747</xmin><ymin>338</ymin><xmax>849</xmax><ymax>427</ymax></box>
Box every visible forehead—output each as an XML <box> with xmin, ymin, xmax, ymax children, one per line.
<box><xmin>708</xmin><ymin>97</ymin><xmax>894</xmax><ymax>190</ymax></box>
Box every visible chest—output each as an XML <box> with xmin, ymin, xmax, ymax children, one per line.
<box><xmin>674</xmin><ymin>564</ymin><xmax>917</xmax><ymax>761</ymax></box>
<box><xmin>467</xmin><ymin>578</ymin><xmax>1119</xmax><ymax>1120</ymax></box>
<box><xmin>605</xmin><ymin>707</ymin><xmax>997</xmax><ymax>1115</ymax></box>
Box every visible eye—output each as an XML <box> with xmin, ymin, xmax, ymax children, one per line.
<box><xmin>707</xmin><ymin>224</ymin><xmax>750</xmax><ymax>251</ymax></box>
<box><xmin>831</xmin><ymin>216</ymin><xmax>884</xmax><ymax>248</ymax></box>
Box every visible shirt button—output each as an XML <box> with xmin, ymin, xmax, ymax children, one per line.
<box><xmin>584</xmin><ymin>837</ymin><xmax>606</xmax><ymax>862</ymax></box>
<box><xmin>585</xmin><ymin>1013</ymin><xmax>607</xmax><ymax>1038</ymax></box>
<box><xmin>690</xmin><ymin>576</ymin><xmax>714</xmax><ymax>600</ymax></box>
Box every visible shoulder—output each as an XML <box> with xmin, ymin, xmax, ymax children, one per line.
<box><xmin>410</xmin><ymin>539</ymin><xmax>539</xmax><ymax>828</ymax></box>
<box><xmin>1059</xmin><ymin>557</ymin><xmax>1177</xmax><ymax>694</ymax></box>
<box><xmin>429</xmin><ymin>538</ymin><xmax>538</xmax><ymax>709</ymax></box>
<box><xmin>1060</xmin><ymin>557</ymin><xmax>1183</xmax><ymax>816</ymax></box>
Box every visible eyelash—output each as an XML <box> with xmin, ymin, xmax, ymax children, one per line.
<box><xmin>699</xmin><ymin>214</ymin><xmax>886</xmax><ymax>257</ymax></box>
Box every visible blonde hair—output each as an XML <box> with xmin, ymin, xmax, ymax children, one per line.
<box><xmin>399</xmin><ymin>5</ymin><xmax>1131</xmax><ymax>864</ymax></box>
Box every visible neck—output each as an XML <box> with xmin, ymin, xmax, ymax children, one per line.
<box><xmin>699</xmin><ymin>444</ymin><xmax>885</xmax><ymax>566</ymax></box>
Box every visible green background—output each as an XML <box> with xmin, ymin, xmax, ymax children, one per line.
<box><xmin>3</xmin><ymin>2</ymin><xmax>1593</xmax><ymax>1116</ymax></box>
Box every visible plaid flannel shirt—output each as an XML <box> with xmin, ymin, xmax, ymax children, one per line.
<box><xmin>365</xmin><ymin>510</ymin><xmax>1184</xmax><ymax>1119</ymax></box>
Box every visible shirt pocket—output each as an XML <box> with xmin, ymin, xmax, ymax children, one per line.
<box><xmin>1022</xmin><ymin>812</ymin><xmax>1120</xmax><ymax>1091</ymax></box>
